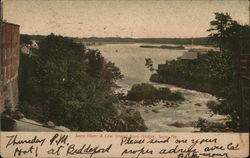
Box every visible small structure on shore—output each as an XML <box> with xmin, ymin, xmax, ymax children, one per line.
<box><xmin>180</xmin><ymin>49</ymin><xmax>210</xmax><ymax>60</ymax></box>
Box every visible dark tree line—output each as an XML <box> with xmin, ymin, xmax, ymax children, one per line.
<box><xmin>19</xmin><ymin>34</ymin><xmax>123</xmax><ymax>131</ymax></box>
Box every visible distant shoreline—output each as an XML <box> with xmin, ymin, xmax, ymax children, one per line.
<box><xmin>22</xmin><ymin>34</ymin><xmax>215</xmax><ymax>46</ymax></box>
<box><xmin>140</xmin><ymin>45</ymin><xmax>185</xmax><ymax>50</ymax></box>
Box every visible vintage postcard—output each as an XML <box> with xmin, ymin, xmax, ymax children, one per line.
<box><xmin>0</xmin><ymin>0</ymin><xmax>249</xmax><ymax>157</ymax></box>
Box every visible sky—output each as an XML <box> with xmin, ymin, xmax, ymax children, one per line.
<box><xmin>3</xmin><ymin>0</ymin><xmax>249</xmax><ymax>38</ymax></box>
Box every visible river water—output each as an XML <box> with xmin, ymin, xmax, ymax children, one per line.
<box><xmin>89</xmin><ymin>44</ymin><xmax>227</xmax><ymax>132</ymax></box>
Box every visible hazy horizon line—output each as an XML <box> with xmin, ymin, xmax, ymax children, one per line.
<box><xmin>21</xmin><ymin>33</ymin><xmax>210</xmax><ymax>39</ymax></box>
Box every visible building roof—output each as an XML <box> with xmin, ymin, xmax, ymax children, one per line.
<box><xmin>180</xmin><ymin>51</ymin><xmax>208</xmax><ymax>60</ymax></box>
<box><xmin>181</xmin><ymin>52</ymin><xmax>198</xmax><ymax>60</ymax></box>
<box><xmin>1</xmin><ymin>21</ymin><xmax>20</xmax><ymax>27</ymax></box>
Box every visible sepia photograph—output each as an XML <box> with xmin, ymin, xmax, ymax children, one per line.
<box><xmin>1</xmin><ymin>0</ymin><xmax>249</xmax><ymax>134</ymax></box>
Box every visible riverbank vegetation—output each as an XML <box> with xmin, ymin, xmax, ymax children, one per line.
<box><xmin>150</xmin><ymin>13</ymin><xmax>250</xmax><ymax>131</ymax></box>
<box><xmin>150</xmin><ymin>51</ymin><xmax>232</xmax><ymax>96</ymax></box>
<box><xmin>18</xmin><ymin>34</ymin><xmax>133</xmax><ymax>131</ymax></box>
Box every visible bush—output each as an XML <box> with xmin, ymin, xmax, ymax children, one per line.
<box><xmin>127</xmin><ymin>83</ymin><xmax>184</xmax><ymax>102</ymax></box>
<box><xmin>18</xmin><ymin>102</ymin><xmax>49</xmax><ymax>122</ymax></box>
<box><xmin>127</xmin><ymin>83</ymin><xmax>158</xmax><ymax>101</ymax></box>
<box><xmin>157</xmin><ymin>88</ymin><xmax>171</xmax><ymax>100</ymax></box>
<box><xmin>167</xmin><ymin>91</ymin><xmax>185</xmax><ymax>101</ymax></box>
<box><xmin>195</xmin><ymin>118</ymin><xmax>208</xmax><ymax>128</ymax></box>
<box><xmin>3</xmin><ymin>99</ymin><xmax>13</xmax><ymax>115</ymax></box>
<box><xmin>206</xmin><ymin>100</ymin><xmax>219</xmax><ymax>111</ymax></box>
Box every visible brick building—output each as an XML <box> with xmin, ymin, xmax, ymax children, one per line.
<box><xmin>0</xmin><ymin>0</ymin><xmax>20</xmax><ymax>113</ymax></box>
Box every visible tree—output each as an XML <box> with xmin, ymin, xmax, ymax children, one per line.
<box><xmin>145</xmin><ymin>58</ymin><xmax>154</xmax><ymax>72</ymax></box>
<box><xmin>207</xmin><ymin>13</ymin><xmax>250</xmax><ymax>131</ymax></box>
<box><xmin>20</xmin><ymin>34</ymin><xmax>32</xmax><ymax>45</ymax></box>
<box><xmin>207</xmin><ymin>12</ymin><xmax>241</xmax><ymax>52</ymax></box>
<box><xmin>86</xmin><ymin>49</ymin><xmax>123</xmax><ymax>85</ymax></box>
<box><xmin>18</xmin><ymin>34</ymin><xmax>123</xmax><ymax>131</ymax></box>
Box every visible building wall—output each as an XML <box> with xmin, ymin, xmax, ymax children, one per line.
<box><xmin>0</xmin><ymin>22</ymin><xmax>20</xmax><ymax>113</ymax></box>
